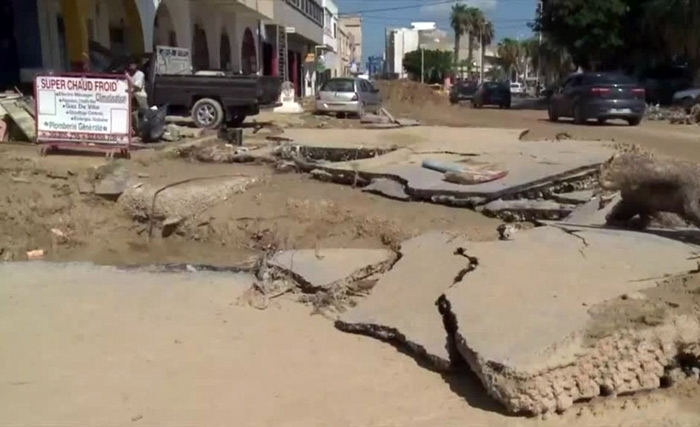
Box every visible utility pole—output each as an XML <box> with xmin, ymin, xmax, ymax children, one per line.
<box><xmin>421</xmin><ymin>45</ymin><xmax>424</xmax><ymax>83</ymax></box>
<box><xmin>535</xmin><ymin>0</ymin><xmax>543</xmax><ymax>94</ymax></box>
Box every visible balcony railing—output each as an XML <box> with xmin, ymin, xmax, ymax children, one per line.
<box><xmin>286</xmin><ymin>0</ymin><xmax>323</xmax><ymax>27</ymax></box>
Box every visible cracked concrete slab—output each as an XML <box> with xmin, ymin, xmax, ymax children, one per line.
<box><xmin>268</xmin><ymin>248</ymin><xmax>396</xmax><ymax>291</ymax></box>
<box><xmin>551</xmin><ymin>190</ymin><xmax>595</xmax><ymax>204</ymax></box>
<box><xmin>443</xmin><ymin>226</ymin><xmax>700</xmax><ymax>415</ymax></box>
<box><xmin>284</xmin><ymin>127</ymin><xmax>614</xmax><ymax>202</ymax></box>
<box><xmin>336</xmin><ymin>232</ymin><xmax>472</xmax><ymax>370</ymax></box>
<box><xmin>560</xmin><ymin>194</ymin><xmax>621</xmax><ymax>225</ymax></box>
<box><xmin>362</xmin><ymin>178</ymin><xmax>410</xmax><ymax>200</ymax></box>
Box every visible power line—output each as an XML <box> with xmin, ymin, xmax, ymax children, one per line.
<box><xmin>339</xmin><ymin>0</ymin><xmax>533</xmax><ymax>15</ymax></box>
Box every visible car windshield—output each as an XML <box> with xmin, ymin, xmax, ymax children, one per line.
<box><xmin>585</xmin><ymin>74</ymin><xmax>637</xmax><ymax>85</ymax></box>
<box><xmin>321</xmin><ymin>79</ymin><xmax>355</xmax><ymax>92</ymax></box>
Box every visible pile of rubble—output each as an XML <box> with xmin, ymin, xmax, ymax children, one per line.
<box><xmin>0</xmin><ymin>90</ymin><xmax>36</xmax><ymax>142</ymax></box>
<box><xmin>645</xmin><ymin>103</ymin><xmax>700</xmax><ymax>125</ymax></box>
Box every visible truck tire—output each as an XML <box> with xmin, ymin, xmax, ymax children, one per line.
<box><xmin>192</xmin><ymin>98</ymin><xmax>224</xmax><ymax>129</ymax></box>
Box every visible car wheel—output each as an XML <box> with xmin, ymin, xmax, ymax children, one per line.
<box><xmin>573</xmin><ymin>104</ymin><xmax>585</xmax><ymax>124</ymax></box>
<box><xmin>503</xmin><ymin>102</ymin><xmax>511</xmax><ymax>109</ymax></box>
<box><xmin>192</xmin><ymin>98</ymin><xmax>224</xmax><ymax>129</ymax></box>
<box><xmin>627</xmin><ymin>117</ymin><xmax>642</xmax><ymax>126</ymax></box>
<box><xmin>597</xmin><ymin>118</ymin><xmax>607</xmax><ymax>125</ymax></box>
<box><xmin>548</xmin><ymin>105</ymin><xmax>558</xmax><ymax>122</ymax></box>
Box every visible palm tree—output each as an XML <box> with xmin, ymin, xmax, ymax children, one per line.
<box><xmin>464</xmin><ymin>7</ymin><xmax>483</xmax><ymax>73</ymax></box>
<box><xmin>497</xmin><ymin>38</ymin><xmax>521</xmax><ymax>81</ymax></box>
<box><xmin>450</xmin><ymin>3</ymin><xmax>469</xmax><ymax>73</ymax></box>
<box><xmin>475</xmin><ymin>17</ymin><xmax>494</xmax><ymax>79</ymax></box>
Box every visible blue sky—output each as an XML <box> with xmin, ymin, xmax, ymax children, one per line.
<box><xmin>337</xmin><ymin>0</ymin><xmax>537</xmax><ymax>63</ymax></box>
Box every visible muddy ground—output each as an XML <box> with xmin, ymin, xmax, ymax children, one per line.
<box><xmin>0</xmin><ymin>142</ymin><xmax>497</xmax><ymax>266</ymax></box>
<box><xmin>3</xmin><ymin>81</ymin><xmax>700</xmax><ymax>425</ymax></box>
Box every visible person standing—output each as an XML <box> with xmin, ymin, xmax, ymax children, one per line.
<box><xmin>127</xmin><ymin>60</ymin><xmax>148</xmax><ymax>111</ymax></box>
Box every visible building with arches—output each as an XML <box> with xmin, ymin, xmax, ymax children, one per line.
<box><xmin>0</xmin><ymin>0</ymin><xmax>333</xmax><ymax>98</ymax></box>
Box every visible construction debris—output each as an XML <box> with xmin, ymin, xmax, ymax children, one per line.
<box><xmin>0</xmin><ymin>91</ymin><xmax>36</xmax><ymax>142</ymax></box>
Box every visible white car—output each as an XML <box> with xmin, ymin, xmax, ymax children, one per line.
<box><xmin>509</xmin><ymin>82</ymin><xmax>524</xmax><ymax>94</ymax></box>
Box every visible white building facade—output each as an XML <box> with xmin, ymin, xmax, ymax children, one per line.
<box><xmin>384</xmin><ymin>25</ymin><xmax>422</xmax><ymax>78</ymax></box>
<box><xmin>320</xmin><ymin>0</ymin><xmax>338</xmax><ymax>81</ymax></box>
<box><xmin>1</xmin><ymin>0</ymin><xmax>327</xmax><ymax>98</ymax></box>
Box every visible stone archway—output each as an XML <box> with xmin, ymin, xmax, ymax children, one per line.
<box><xmin>153</xmin><ymin>1</ymin><xmax>176</xmax><ymax>47</ymax></box>
<box><xmin>241</xmin><ymin>28</ymin><xmax>256</xmax><ymax>75</ymax></box>
<box><xmin>220</xmin><ymin>31</ymin><xmax>231</xmax><ymax>70</ymax></box>
<box><xmin>122</xmin><ymin>0</ymin><xmax>144</xmax><ymax>54</ymax></box>
<box><xmin>192</xmin><ymin>24</ymin><xmax>209</xmax><ymax>70</ymax></box>
<box><xmin>153</xmin><ymin>0</ymin><xmax>192</xmax><ymax>52</ymax></box>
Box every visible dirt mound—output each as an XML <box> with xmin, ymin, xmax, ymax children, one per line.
<box><xmin>376</xmin><ymin>80</ymin><xmax>448</xmax><ymax>108</ymax></box>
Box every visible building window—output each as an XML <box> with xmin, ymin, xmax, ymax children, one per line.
<box><xmin>286</xmin><ymin>0</ymin><xmax>323</xmax><ymax>27</ymax></box>
<box><xmin>333</xmin><ymin>23</ymin><xmax>336</xmax><ymax>38</ymax></box>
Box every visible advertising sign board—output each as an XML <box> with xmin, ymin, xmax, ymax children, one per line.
<box><xmin>34</xmin><ymin>74</ymin><xmax>131</xmax><ymax>148</ymax></box>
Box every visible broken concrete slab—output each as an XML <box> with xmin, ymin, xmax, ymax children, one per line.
<box><xmin>481</xmin><ymin>199</ymin><xmax>575</xmax><ymax>221</ymax></box>
<box><xmin>269</xmin><ymin>248</ymin><xmax>395</xmax><ymax>291</ymax></box>
<box><xmin>551</xmin><ymin>190</ymin><xmax>594</xmax><ymax>204</ymax></box>
<box><xmin>443</xmin><ymin>226</ymin><xmax>700</xmax><ymax>415</ymax></box>
<box><xmin>94</xmin><ymin>163</ymin><xmax>131</xmax><ymax>197</ymax></box>
<box><xmin>279</xmin><ymin>128</ymin><xmax>613</xmax><ymax>203</ymax></box>
<box><xmin>362</xmin><ymin>178</ymin><xmax>410</xmax><ymax>201</ymax></box>
<box><xmin>337</xmin><ymin>232</ymin><xmax>473</xmax><ymax>370</ymax></box>
<box><xmin>118</xmin><ymin>176</ymin><xmax>256</xmax><ymax>221</ymax></box>
<box><xmin>561</xmin><ymin>193</ymin><xmax>620</xmax><ymax>225</ymax></box>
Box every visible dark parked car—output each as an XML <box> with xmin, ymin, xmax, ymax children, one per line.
<box><xmin>548</xmin><ymin>72</ymin><xmax>646</xmax><ymax>126</ymax></box>
<box><xmin>449</xmin><ymin>81</ymin><xmax>478</xmax><ymax>104</ymax></box>
<box><xmin>472</xmin><ymin>82</ymin><xmax>511</xmax><ymax>109</ymax></box>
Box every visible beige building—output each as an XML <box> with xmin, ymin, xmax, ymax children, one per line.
<box><xmin>336</xmin><ymin>23</ymin><xmax>354</xmax><ymax>77</ymax></box>
<box><xmin>338</xmin><ymin>14</ymin><xmax>361</xmax><ymax>72</ymax></box>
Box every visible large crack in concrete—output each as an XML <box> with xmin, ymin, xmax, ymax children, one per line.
<box><xmin>335</xmin><ymin>226</ymin><xmax>700</xmax><ymax>416</ymax></box>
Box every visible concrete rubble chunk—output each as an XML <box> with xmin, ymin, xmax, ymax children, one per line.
<box><xmin>551</xmin><ymin>190</ymin><xmax>594</xmax><ymax>204</ymax></box>
<box><xmin>562</xmin><ymin>193</ymin><xmax>621</xmax><ymax>225</ymax></box>
<box><xmin>337</xmin><ymin>232</ymin><xmax>473</xmax><ymax>370</ymax></box>
<box><xmin>362</xmin><ymin>178</ymin><xmax>410</xmax><ymax>201</ymax></box>
<box><xmin>482</xmin><ymin>199</ymin><xmax>574</xmax><ymax>220</ymax></box>
<box><xmin>94</xmin><ymin>163</ymin><xmax>131</xmax><ymax>197</ymax></box>
<box><xmin>268</xmin><ymin>248</ymin><xmax>396</xmax><ymax>291</ymax></box>
<box><xmin>118</xmin><ymin>177</ymin><xmax>255</xmax><ymax>221</ymax></box>
<box><xmin>443</xmin><ymin>226</ymin><xmax>699</xmax><ymax>415</ymax></box>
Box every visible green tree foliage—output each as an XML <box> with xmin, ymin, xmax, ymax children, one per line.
<box><xmin>496</xmin><ymin>38</ymin><xmax>522</xmax><ymax>80</ymax></box>
<box><xmin>403</xmin><ymin>49</ymin><xmax>453</xmax><ymax>83</ymax></box>
<box><xmin>533</xmin><ymin>0</ymin><xmax>700</xmax><ymax>71</ymax></box>
<box><xmin>532</xmin><ymin>0</ymin><xmax>629</xmax><ymax>68</ymax></box>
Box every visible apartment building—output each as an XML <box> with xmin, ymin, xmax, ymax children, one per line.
<box><xmin>384</xmin><ymin>21</ymin><xmax>496</xmax><ymax>79</ymax></box>
<box><xmin>338</xmin><ymin>14</ymin><xmax>361</xmax><ymax>73</ymax></box>
<box><xmin>336</xmin><ymin>23</ymin><xmax>354</xmax><ymax>77</ymax></box>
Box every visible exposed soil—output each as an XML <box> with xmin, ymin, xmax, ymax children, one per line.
<box><xmin>0</xmin><ymin>143</ymin><xmax>496</xmax><ymax>267</ymax></box>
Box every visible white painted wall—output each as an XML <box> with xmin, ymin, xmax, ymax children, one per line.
<box><xmin>385</xmin><ymin>28</ymin><xmax>419</xmax><ymax>78</ymax></box>
<box><xmin>32</xmin><ymin>0</ymin><xmax>262</xmax><ymax>75</ymax></box>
